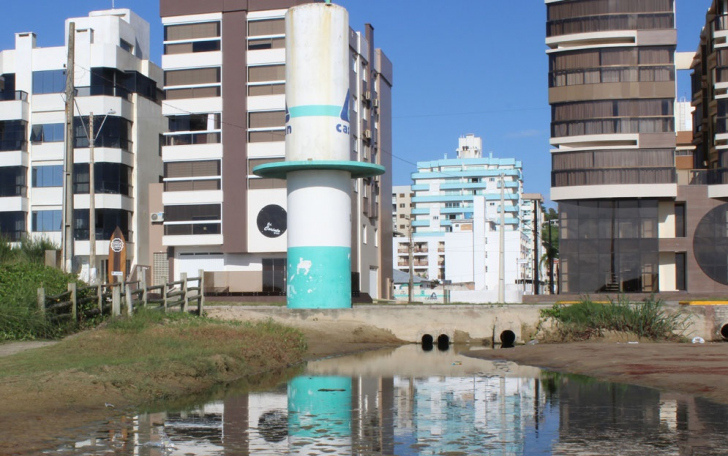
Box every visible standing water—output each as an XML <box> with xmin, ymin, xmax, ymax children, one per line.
<box><xmin>53</xmin><ymin>345</ymin><xmax>728</xmax><ymax>455</ymax></box>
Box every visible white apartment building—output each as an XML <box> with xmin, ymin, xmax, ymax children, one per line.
<box><xmin>393</xmin><ymin>134</ymin><xmax>535</xmax><ymax>302</ymax></box>
<box><xmin>0</xmin><ymin>9</ymin><xmax>164</xmax><ymax>280</ymax></box>
<box><xmin>158</xmin><ymin>1</ymin><xmax>393</xmax><ymax>299</ymax></box>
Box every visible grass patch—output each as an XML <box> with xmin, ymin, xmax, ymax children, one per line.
<box><xmin>540</xmin><ymin>296</ymin><xmax>691</xmax><ymax>341</ymax></box>
<box><xmin>0</xmin><ymin>313</ymin><xmax>307</xmax><ymax>402</ymax></box>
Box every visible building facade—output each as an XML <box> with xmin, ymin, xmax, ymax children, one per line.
<box><xmin>0</xmin><ymin>9</ymin><xmax>164</xmax><ymax>281</ymax></box>
<box><xmin>393</xmin><ymin>134</ymin><xmax>534</xmax><ymax>302</ymax></box>
<box><xmin>392</xmin><ymin>184</ymin><xmax>413</xmax><ymax>235</ymax></box>
<box><xmin>547</xmin><ymin>0</ymin><xmax>728</xmax><ymax>296</ymax></box>
<box><xmin>157</xmin><ymin>0</ymin><xmax>393</xmax><ymax>299</ymax></box>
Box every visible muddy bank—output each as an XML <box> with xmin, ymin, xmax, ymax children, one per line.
<box><xmin>466</xmin><ymin>341</ymin><xmax>728</xmax><ymax>405</ymax></box>
<box><xmin>0</xmin><ymin>322</ymin><xmax>402</xmax><ymax>455</ymax></box>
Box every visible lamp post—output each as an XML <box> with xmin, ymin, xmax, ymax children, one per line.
<box><xmin>82</xmin><ymin>109</ymin><xmax>115</xmax><ymax>284</ymax></box>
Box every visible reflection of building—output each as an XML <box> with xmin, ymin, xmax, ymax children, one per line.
<box><xmin>393</xmin><ymin>134</ymin><xmax>537</xmax><ymax>302</ymax></box>
<box><xmin>0</xmin><ymin>9</ymin><xmax>164</xmax><ymax>279</ymax></box>
<box><xmin>155</xmin><ymin>1</ymin><xmax>393</xmax><ymax>300</ymax></box>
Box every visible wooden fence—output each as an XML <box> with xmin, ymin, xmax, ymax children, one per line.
<box><xmin>37</xmin><ymin>270</ymin><xmax>205</xmax><ymax>321</ymax></box>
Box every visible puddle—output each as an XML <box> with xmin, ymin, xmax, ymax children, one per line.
<box><xmin>47</xmin><ymin>345</ymin><xmax>728</xmax><ymax>455</ymax></box>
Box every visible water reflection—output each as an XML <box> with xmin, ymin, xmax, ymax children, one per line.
<box><xmin>57</xmin><ymin>345</ymin><xmax>728</xmax><ymax>455</ymax></box>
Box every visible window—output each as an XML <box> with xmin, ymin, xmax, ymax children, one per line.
<box><xmin>32</xmin><ymin>165</ymin><xmax>63</xmax><ymax>187</ymax></box>
<box><xmin>165</xmin><ymin>68</ymin><xmax>220</xmax><ymax>87</ymax></box>
<box><xmin>165</xmin><ymin>22</ymin><xmax>220</xmax><ymax>41</ymax></box>
<box><xmin>120</xmin><ymin>39</ymin><xmax>134</xmax><ymax>54</ymax></box>
<box><xmin>73</xmin><ymin>163</ymin><xmax>132</xmax><ymax>196</ymax></box>
<box><xmin>248</xmin><ymin>19</ymin><xmax>285</xmax><ymax>37</ymax></box>
<box><xmin>675</xmin><ymin>203</ymin><xmax>686</xmax><ymax>237</ymax></box>
<box><xmin>248</xmin><ymin>65</ymin><xmax>285</xmax><ymax>83</ymax></box>
<box><xmin>74</xmin><ymin>208</ymin><xmax>131</xmax><ymax>241</ymax></box>
<box><xmin>165</xmin><ymin>40</ymin><xmax>221</xmax><ymax>54</ymax></box>
<box><xmin>399</xmin><ymin>203</ymin><xmax>405</xmax><ymax>208</ymax></box>
<box><xmin>248</xmin><ymin>111</ymin><xmax>286</xmax><ymax>129</ymax></box>
<box><xmin>73</xmin><ymin>116</ymin><xmax>132</xmax><ymax>150</ymax></box>
<box><xmin>0</xmin><ymin>120</ymin><xmax>27</xmax><ymax>151</ymax></box>
<box><xmin>168</xmin><ymin>114</ymin><xmax>221</xmax><ymax>132</ymax></box>
<box><xmin>0</xmin><ymin>166</ymin><xmax>26</xmax><ymax>197</ymax></box>
<box><xmin>248</xmin><ymin>37</ymin><xmax>285</xmax><ymax>50</ymax></box>
<box><xmin>0</xmin><ymin>212</ymin><xmax>26</xmax><ymax>241</ymax></box>
<box><xmin>32</xmin><ymin>210</ymin><xmax>62</xmax><ymax>232</ymax></box>
<box><xmin>362</xmin><ymin>224</ymin><xmax>367</xmax><ymax>244</ymax></box>
<box><xmin>32</xmin><ymin>70</ymin><xmax>66</xmax><ymax>94</ymax></box>
<box><xmin>30</xmin><ymin>123</ymin><xmax>64</xmax><ymax>143</ymax></box>
<box><xmin>351</xmin><ymin>53</ymin><xmax>357</xmax><ymax>73</ymax></box>
<box><xmin>374</xmin><ymin>228</ymin><xmax>378</xmax><ymax>247</ymax></box>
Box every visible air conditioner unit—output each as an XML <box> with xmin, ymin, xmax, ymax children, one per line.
<box><xmin>151</xmin><ymin>212</ymin><xmax>165</xmax><ymax>223</ymax></box>
<box><xmin>363</xmin><ymin>90</ymin><xmax>371</xmax><ymax>101</ymax></box>
<box><xmin>363</xmin><ymin>129</ymin><xmax>372</xmax><ymax>139</ymax></box>
<box><xmin>373</xmin><ymin>99</ymin><xmax>380</xmax><ymax>108</ymax></box>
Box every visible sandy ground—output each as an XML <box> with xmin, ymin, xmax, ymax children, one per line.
<box><xmin>466</xmin><ymin>340</ymin><xmax>728</xmax><ymax>405</ymax></box>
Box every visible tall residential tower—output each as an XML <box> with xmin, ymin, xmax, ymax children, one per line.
<box><xmin>157</xmin><ymin>0</ymin><xmax>393</xmax><ymax>299</ymax></box>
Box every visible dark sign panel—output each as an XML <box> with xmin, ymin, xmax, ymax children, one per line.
<box><xmin>108</xmin><ymin>227</ymin><xmax>126</xmax><ymax>283</ymax></box>
<box><xmin>257</xmin><ymin>204</ymin><xmax>287</xmax><ymax>238</ymax></box>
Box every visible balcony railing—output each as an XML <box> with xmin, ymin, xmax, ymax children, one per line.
<box><xmin>552</xmin><ymin>117</ymin><xmax>674</xmax><ymax>138</ymax></box>
<box><xmin>0</xmin><ymin>140</ymin><xmax>27</xmax><ymax>152</ymax></box>
<box><xmin>164</xmin><ymin>223</ymin><xmax>222</xmax><ymax>236</ymax></box>
<box><xmin>75</xmin><ymin>86</ymin><xmax>132</xmax><ymax>102</ymax></box>
<box><xmin>547</xmin><ymin>13</ymin><xmax>674</xmax><ymax>38</ymax></box>
<box><xmin>550</xmin><ymin>66</ymin><xmax>674</xmax><ymax>88</ymax></box>
<box><xmin>75</xmin><ymin>229</ymin><xmax>133</xmax><ymax>242</ymax></box>
<box><xmin>165</xmin><ymin>132</ymin><xmax>221</xmax><ymax>146</ymax></box>
<box><xmin>688</xmin><ymin>169</ymin><xmax>728</xmax><ymax>185</ymax></box>
<box><xmin>552</xmin><ymin>168</ymin><xmax>676</xmax><ymax>187</ymax></box>
<box><xmin>0</xmin><ymin>185</ymin><xmax>27</xmax><ymax>197</ymax></box>
<box><xmin>0</xmin><ymin>90</ymin><xmax>28</xmax><ymax>101</ymax></box>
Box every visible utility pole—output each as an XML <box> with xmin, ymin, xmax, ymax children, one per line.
<box><xmin>549</xmin><ymin>221</ymin><xmax>555</xmax><ymax>295</ymax></box>
<box><xmin>88</xmin><ymin>112</ymin><xmax>96</xmax><ymax>283</ymax></box>
<box><xmin>533</xmin><ymin>200</ymin><xmax>539</xmax><ymax>295</ymax></box>
<box><xmin>62</xmin><ymin>21</ymin><xmax>75</xmax><ymax>274</ymax></box>
<box><xmin>498</xmin><ymin>173</ymin><xmax>505</xmax><ymax>303</ymax></box>
<box><xmin>408</xmin><ymin>218</ymin><xmax>414</xmax><ymax>304</ymax></box>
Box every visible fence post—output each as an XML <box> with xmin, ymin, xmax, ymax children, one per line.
<box><xmin>68</xmin><ymin>282</ymin><xmax>77</xmax><ymax>322</ymax></box>
<box><xmin>140</xmin><ymin>275</ymin><xmax>148</xmax><ymax>308</ymax></box>
<box><xmin>163</xmin><ymin>282</ymin><xmax>168</xmax><ymax>313</ymax></box>
<box><xmin>198</xmin><ymin>269</ymin><xmax>205</xmax><ymax>316</ymax></box>
<box><xmin>37</xmin><ymin>287</ymin><xmax>46</xmax><ymax>315</ymax></box>
<box><xmin>125</xmin><ymin>283</ymin><xmax>133</xmax><ymax>316</ymax></box>
<box><xmin>181</xmin><ymin>272</ymin><xmax>188</xmax><ymax>313</ymax></box>
<box><xmin>112</xmin><ymin>284</ymin><xmax>121</xmax><ymax>316</ymax></box>
<box><xmin>97</xmin><ymin>284</ymin><xmax>103</xmax><ymax>314</ymax></box>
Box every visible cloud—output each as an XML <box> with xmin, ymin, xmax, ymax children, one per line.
<box><xmin>505</xmin><ymin>129</ymin><xmax>544</xmax><ymax>139</ymax></box>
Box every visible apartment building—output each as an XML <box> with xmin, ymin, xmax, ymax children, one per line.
<box><xmin>0</xmin><ymin>9</ymin><xmax>164</xmax><ymax>280</ymax></box>
<box><xmin>546</xmin><ymin>0</ymin><xmax>728</xmax><ymax>296</ymax></box>
<box><xmin>392</xmin><ymin>185</ymin><xmax>413</xmax><ymax>235</ymax></box>
<box><xmin>157</xmin><ymin>0</ymin><xmax>393</xmax><ymax>299</ymax></box>
<box><xmin>393</xmin><ymin>134</ymin><xmax>531</xmax><ymax>302</ymax></box>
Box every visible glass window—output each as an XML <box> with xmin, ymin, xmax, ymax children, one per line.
<box><xmin>262</xmin><ymin>258</ymin><xmax>286</xmax><ymax>293</ymax></box>
<box><xmin>32</xmin><ymin>210</ymin><xmax>62</xmax><ymax>232</ymax></box>
<box><xmin>73</xmin><ymin>116</ymin><xmax>132</xmax><ymax>150</ymax></box>
<box><xmin>120</xmin><ymin>39</ymin><xmax>134</xmax><ymax>54</ymax></box>
<box><xmin>675</xmin><ymin>203</ymin><xmax>686</xmax><ymax>237</ymax></box>
<box><xmin>73</xmin><ymin>163</ymin><xmax>131</xmax><ymax>196</ymax></box>
<box><xmin>165</xmin><ymin>22</ymin><xmax>220</xmax><ymax>41</ymax></box>
<box><xmin>32</xmin><ymin>165</ymin><xmax>63</xmax><ymax>187</ymax></box>
<box><xmin>0</xmin><ymin>211</ymin><xmax>26</xmax><ymax>241</ymax></box>
<box><xmin>32</xmin><ymin>70</ymin><xmax>66</xmax><ymax>94</ymax></box>
<box><xmin>0</xmin><ymin>120</ymin><xmax>28</xmax><ymax>151</ymax></box>
<box><xmin>74</xmin><ymin>209</ymin><xmax>131</xmax><ymax>241</ymax></box>
<box><xmin>0</xmin><ymin>166</ymin><xmax>26</xmax><ymax>197</ymax></box>
<box><xmin>30</xmin><ymin>123</ymin><xmax>64</xmax><ymax>143</ymax></box>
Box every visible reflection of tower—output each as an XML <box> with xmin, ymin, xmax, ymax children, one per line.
<box><xmin>288</xmin><ymin>376</ymin><xmax>353</xmax><ymax>455</ymax></box>
<box><xmin>254</xmin><ymin>3</ymin><xmax>384</xmax><ymax>309</ymax></box>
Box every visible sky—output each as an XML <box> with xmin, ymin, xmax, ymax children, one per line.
<box><xmin>0</xmin><ymin>0</ymin><xmax>714</xmax><ymax>208</ymax></box>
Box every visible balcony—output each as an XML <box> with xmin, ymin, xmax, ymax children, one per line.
<box><xmin>547</xmin><ymin>13</ymin><xmax>674</xmax><ymax>38</ymax></box>
<box><xmin>0</xmin><ymin>91</ymin><xmax>28</xmax><ymax>102</ymax></box>
<box><xmin>165</xmin><ymin>132</ymin><xmax>221</xmax><ymax>146</ymax></box>
<box><xmin>550</xmin><ymin>66</ymin><xmax>674</xmax><ymax>88</ymax></box>
<box><xmin>552</xmin><ymin>168</ymin><xmax>676</xmax><ymax>187</ymax></box>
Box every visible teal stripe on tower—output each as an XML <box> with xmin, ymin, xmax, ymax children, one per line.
<box><xmin>287</xmin><ymin>246</ymin><xmax>351</xmax><ymax>309</ymax></box>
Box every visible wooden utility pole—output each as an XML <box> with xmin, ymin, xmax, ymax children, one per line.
<box><xmin>62</xmin><ymin>22</ymin><xmax>75</xmax><ymax>273</ymax></box>
<box><xmin>89</xmin><ymin>112</ymin><xmax>96</xmax><ymax>283</ymax></box>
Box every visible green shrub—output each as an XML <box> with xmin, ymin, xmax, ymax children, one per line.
<box><xmin>0</xmin><ymin>262</ymin><xmax>79</xmax><ymax>341</ymax></box>
<box><xmin>540</xmin><ymin>296</ymin><xmax>691</xmax><ymax>341</ymax></box>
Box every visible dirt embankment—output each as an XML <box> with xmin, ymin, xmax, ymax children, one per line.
<box><xmin>466</xmin><ymin>341</ymin><xmax>728</xmax><ymax>405</ymax></box>
<box><xmin>0</xmin><ymin>319</ymin><xmax>402</xmax><ymax>455</ymax></box>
